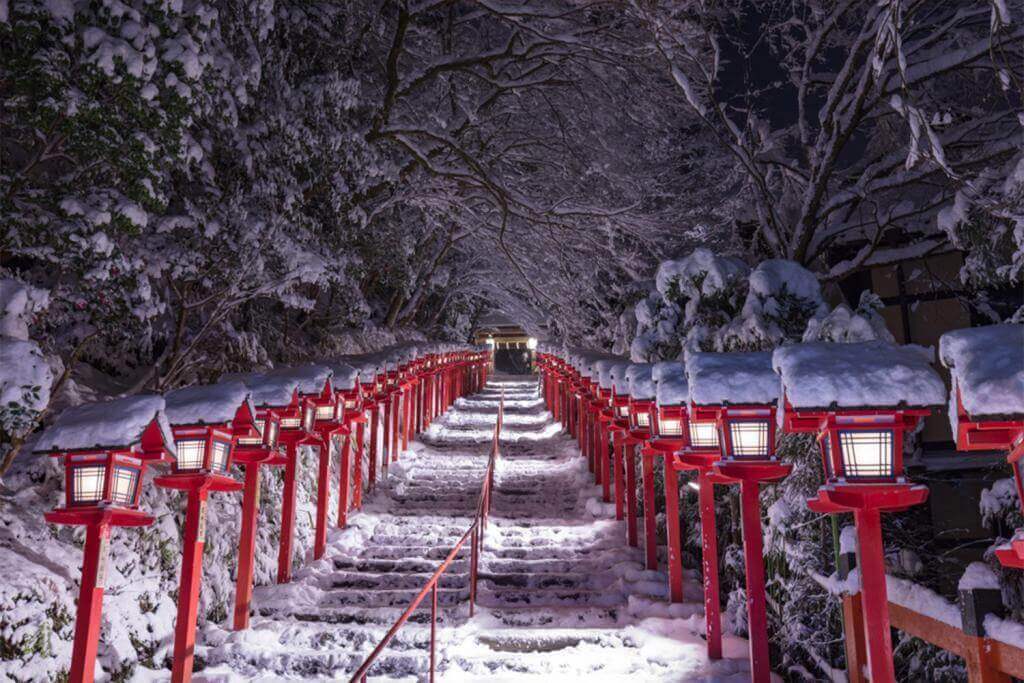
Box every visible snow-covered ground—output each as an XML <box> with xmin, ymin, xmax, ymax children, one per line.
<box><xmin>184</xmin><ymin>377</ymin><xmax>754</xmax><ymax>681</ymax></box>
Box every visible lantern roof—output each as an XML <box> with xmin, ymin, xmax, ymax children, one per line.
<box><xmin>164</xmin><ymin>381</ymin><xmax>255</xmax><ymax>426</ymax></box>
<box><xmin>625</xmin><ymin>364</ymin><xmax>656</xmax><ymax>400</ymax></box>
<box><xmin>652</xmin><ymin>361</ymin><xmax>688</xmax><ymax>406</ymax></box>
<box><xmin>595</xmin><ymin>358</ymin><xmax>629</xmax><ymax>390</ymax></box>
<box><xmin>608</xmin><ymin>362</ymin><xmax>633</xmax><ymax>394</ymax></box>
<box><xmin>327</xmin><ymin>362</ymin><xmax>360</xmax><ymax>390</ymax></box>
<box><xmin>686</xmin><ymin>351</ymin><xmax>778</xmax><ymax>407</ymax></box>
<box><xmin>34</xmin><ymin>394</ymin><xmax>175</xmax><ymax>455</ymax></box>
<box><xmin>940</xmin><ymin>324</ymin><xmax>1024</xmax><ymax>420</ymax></box>
<box><xmin>772</xmin><ymin>341</ymin><xmax>946</xmax><ymax>411</ymax></box>
<box><xmin>233</xmin><ymin>364</ymin><xmax>331</xmax><ymax>406</ymax></box>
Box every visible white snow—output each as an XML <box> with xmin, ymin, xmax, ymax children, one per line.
<box><xmin>626</xmin><ymin>364</ymin><xmax>656</xmax><ymax>400</ymax></box>
<box><xmin>0</xmin><ymin>337</ymin><xmax>54</xmax><ymax>413</ymax></box>
<box><xmin>940</xmin><ymin>324</ymin><xmax>1024</xmax><ymax>419</ymax></box>
<box><xmin>772</xmin><ymin>341</ymin><xmax>946</xmax><ymax>409</ymax></box>
<box><xmin>33</xmin><ymin>394</ymin><xmax>175</xmax><ymax>454</ymax></box>
<box><xmin>743</xmin><ymin>259</ymin><xmax>827</xmax><ymax>320</ymax></box>
<box><xmin>886</xmin><ymin>575</ymin><xmax>960</xmax><ymax>627</ymax></box>
<box><xmin>327</xmin><ymin>362</ymin><xmax>360</xmax><ymax>390</ymax></box>
<box><xmin>654</xmin><ymin>248</ymin><xmax>748</xmax><ymax>301</ymax></box>
<box><xmin>0</xmin><ymin>278</ymin><xmax>50</xmax><ymax>340</ymax></box>
<box><xmin>686</xmin><ymin>351</ymin><xmax>778</xmax><ymax>406</ymax></box>
<box><xmin>237</xmin><ymin>364</ymin><xmax>333</xmax><ymax>406</ymax></box>
<box><xmin>164</xmin><ymin>381</ymin><xmax>254</xmax><ymax>426</ymax></box>
<box><xmin>985</xmin><ymin>614</ymin><xmax>1024</xmax><ymax>649</ymax></box>
<box><xmin>595</xmin><ymin>358</ymin><xmax>629</xmax><ymax>390</ymax></box>
<box><xmin>957</xmin><ymin>562</ymin><xmax>999</xmax><ymax>591</ymax></box>
<box><xmin>652</xmin><ymin>362</ymin><xmax>687</xmax><ymax>406</ymax></box>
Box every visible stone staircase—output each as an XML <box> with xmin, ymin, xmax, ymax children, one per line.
<box><xmin>196</xmin><ymin>378</ymin><xmax>752</xmax><ymax>681</ymax></box>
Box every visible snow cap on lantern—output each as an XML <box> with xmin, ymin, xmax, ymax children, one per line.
<box><xmin>36</xmin><ymin>394</ymin><xmax>175</xmax><ymax>510</ymax></box>
<box><xmin>773</xmin><ymin>340</ymin><xmax>945</xmax><ymax>483</ymax></box>
<box><xmin>686</xmin><ymin>351</ymin><xmax>778</xmax><ymax>459</ymax></box>
<box><xmin>626</xmin><ymin>364</ymin><xmax>655</xmax><ymax>400</ymax></box>
<box><xmin>652</xmin><ymin>361</ymin><xmax>687</xmax><ymax>440</ymax></box>
<box><xmin>939</xmin><ymin>324</ymin><xmax>1024</xmax><ymax>452</ymax></box>
<box><xmin>626</xmin><ymin>363</ymin><xmax>655</xmax><ymax>432</ymax></box>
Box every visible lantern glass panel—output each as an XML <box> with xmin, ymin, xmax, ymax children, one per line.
<box><xmin>110</xmin><ymin>466</ymin><xmax>139</xmax><ymax>505</ymax></box>
<box><xmin>617</xmin><ymin>405</ymin><xmax>630</xmax><ymax>418</ymax></box>
<box><xmin>72</xmin><ymin>465</ymin><xmax>106</xmax><ymax>504</ymax></box>
<box><xmin>176</xmin><ymin>439</ymin><xmax>206</xmax><ymax>470</ymax></box>
<box><xmin>838</xmin><ymin>429</ymin><xmax>894</xmax><ymax>479</ymax></box>
<box><xmin>210</xmin><ymin>441</ymin><xmax>230</xmax><ymax>471</ymax></box>
<box><xmin>658</xmin><ymin>417</ymin><xmax>683</xmax><ymax>436</ymax></box>
<box><xmin>636</xmin><ymin>411</ymin><xmax>650</xmax><ymax>428</ymax></box>
<box><xmin>689</xmin><ymin>421</ymin><xmax>719</xmax><ymax>448</ymax></box>
<box><xmin>280</xmin><ymin>417</ymin><xmax>301</xmax><ymax>429</ymax></box>
<box><xmin>345</xmin><ymin>399</ymin><xmax>357</xmax><ymax>409</ymax></box>
<box><xmin>316</xmin><ymin>405</ymin><xmax>334</xmax><ymax>420</ymax></box>
<box><xmin>729</xmin><ymin>420</ymin><xmax>769</xmax><ymax>458</ymax></box>
<box><xmin>238</xmin><ymin>420</ymin><xmax>264</xmax><ymax>446</ymax></box>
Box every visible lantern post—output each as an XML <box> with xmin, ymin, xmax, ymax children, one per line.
<box><xmin>159</xmin><ymin>383</ymin><xmax>258</xmax><ymax>683</ymax></box>
<box><xmin>243</xmin><ymin>366</ymin><xmax>331</xmax><ymax>584</ymax></box>
<box><xmin>607</xmin><ymin>364</ymin><xmax>638</xmax><ymax>544</ymax></box>
<box><xmin>625</xmin><ymin>365</ymin><xmax>657</xmax><ymax>562</ymax></box>
<box><xmin>230</xmin><ymin>403</ymin><xmax>281</xmax><ymax>631</ymax></box>
<box><xmin>37</xmin><ymin>396</ymin><xmax>173</xmax><ymax>683</ymax></box>
<box><xmin>775</xmin><ymin>341</ymin><xmax>947</xmax><ymax>683</ymax></box>
<box><xmin>649</xmin><ymin>361</ymin><xmax>691</xmax><ymax>603</ymax></box>
<box><xmin>673</xmin><ymin>399</ymin><xmax>732</xmax><ymax>661</ymax></box>
<box><xmin>939</xmin><ymin>324</ymin><xmax>1024</xmax><ymax>568</ymax></box>
<box><xmin>308</xmin><ymin>373</ymin><xmax>344</xmax><ymax>561</ymax></box>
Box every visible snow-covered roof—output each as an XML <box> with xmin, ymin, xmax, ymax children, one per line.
<box><xmin>164</xmin><ymin>381</ymin><xmax>253</xmax><ymax>426</ymax></box>
<box><xmin>940</xmin><ymin>324</ymin><xmax>1024</xmax><ymax>419</ymax></box>
<box><xmin>235</xmin><ymin>364</ymin><xmax>331</xmax><ymax>407</ymax></box>
<box><xmin>35</xmin><ymin>394</ymin><xmax>175</xmax><ymax>454</ymax></box>
<box><xmin>626</xmin><ymin>364</ymin><xmax>655</xmax><ymax>400</ymax></box>
<box><xmin>608</xmin><ymin>362</ymin><xmax>632</xmax><ymax>394</ymax></box>
<box><xmin>686</xmin><ymin>351</ymin><xmax>778</xmax><ymax>406</ymax></box>
<box><xmin>772</xmin><ymin>341</ymin><xmax>946</xmax><ymax>410</ymax></box>
<box><xmin>652</xmin><ymin>361</ymin><xmax>687</xmax><ymax>406</ymax></box>
<box><xmin>595</xmin><ymin>358</ymin><xmax>628</xmax><ymax>390</ymax></box>
<box><xmin>328</xmin><ymin>362</ymin><xmax>360</xmax><ymax>391</ymax></box>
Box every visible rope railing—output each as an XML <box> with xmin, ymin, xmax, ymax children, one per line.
<box><xmin>349</xmin><ymin>389</ymin><xmax>504</xmax><ymax>683</ymax></box>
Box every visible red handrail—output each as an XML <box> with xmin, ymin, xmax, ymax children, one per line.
<box><xmin>350</xmin><ymin>389</ymin><xmax>503</xmax><ymax>683</ymax></box>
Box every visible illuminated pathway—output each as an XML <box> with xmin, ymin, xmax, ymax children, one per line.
<box><xmin>197</xmin><ymin>378</ymin><xmax>752</xmax><ymax>680</ymax></box>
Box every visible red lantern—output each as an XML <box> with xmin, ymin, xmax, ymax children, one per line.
<box><xmin>37</xmin><ymin>395</ymin><xmax>174</xmax><ymax>683</ymax></box>
<box><xmin>160</xmin><ymin>383</ymin><xmax>254</xmax><ymax>682</ymax></box>
<box><xmin>244</xmin><ymin>366</ymin><xmax>331</xmax><ymax>585</ymax></box>
<box><xmin>776</xmin><ymin>340</ymin><xmax>946</xmax><ymax>683</ymax></box>
<box><xmin>940</xmin><ymin>324</ymin><xmax>1024</xmax><ymax>568</ymax></box>
<box><xmin>681</xmin><ymin>351</ymin><xmax>785</xmax><ymax>677</ymax></box>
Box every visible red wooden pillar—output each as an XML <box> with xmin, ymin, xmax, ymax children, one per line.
<box><xmin>368</xmin><ymin>404</ymin><xmax>379</xmax><ymax>486</ymax></box>
<box><xmin>233</xmin><ymin>463</ymin><xmax>261</xmax><ymax>630</ymax></box>
<box><xmin>739</xmin><ymin>481</ymin><xmax>771</xmax><ymax>681</ymax></box>
<box><xmin>313</xmin><ymin>437</ymin><xmax>332</xmax><ymax>559</ymax></box>
<box><xmin>855</xmin><ymin>506</ymin><xmax>897</xmax><ymax>683</ymax></box>
<box><xmin>600</xmin><ymin>421</ymin><xmax>611</xmax><ymax>502</ymax></box>
<box><xmin>641</xmin><ymin>448</ymin><xmax>659</xmax><ymax>570</ymax></box>
<box><xmin>339</xmin><ymin>433</ymin><xmax>353</xmax><ymax>526</ymax></box>
<box><xmin>663</xmin><ymin>459</ymin><xmax>684</xmax><ymax>602</ymax></box>
<box><xmin>613</xmin><ymin>433</ymin><xmax>625</xmax><ymax>520</ymax></box>
<box><xmin>277</xmin><ymin>442</ymin><xmax>300</xmax><ymax>584</ymax></box>
<box><xmin>698</xmin><ymin>470</ymin><xmax>723</xmax><ymax>660</ymax></box>
<box><xmin>69</xmin><ymin>521</ymin><xmax>111</xmax><ymax>683</ymax></box>
<box><xmin>625</xmin><ymin>443</ymin><xmax>638</xmax><ymax>546</ymax></box>
<box><xmin>171</xmin><ymin>486</ymin><xmax>209</xmax><ymax>683</ymax></box>
<box><xmin>353</xmin><ymin>419</ymin><xmax>365</xmax><ymax>509</ymax></box>
<box><xmin>390</xmin><ymin>393</ymin><xmax>400</xmax><ymax>462</ymax></box>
